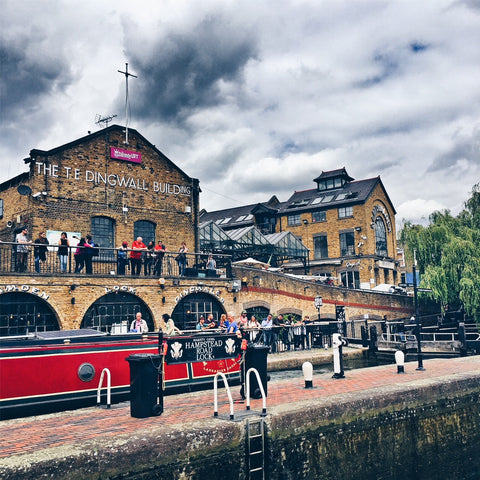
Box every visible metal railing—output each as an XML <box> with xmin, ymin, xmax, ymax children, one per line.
<box><xmin>241</xmin><ymin>324</ymin><xmax>334</xmax><ymax>352</ymax></box>
<box><xmin>0</xmin><ymin>242</ymin><xmax>232</xmax><ymax>278</ymax></box>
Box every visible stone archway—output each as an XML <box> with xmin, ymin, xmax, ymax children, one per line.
<box><xmin>171</xmin><ymin>292</ymin><xmax>227</xmax><ymax>331</ymax></box>
<box><xmin>0</xmin><ymin>292</ymin><xmax>59</xmax><ymax>337</ymax></box>
<box><xmin>81</xmin><ymin>292</ymin><xmax>154</xmax><ymax>333</ymax></box>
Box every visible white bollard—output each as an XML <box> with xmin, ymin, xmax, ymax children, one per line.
<box><xmin>395</xmin><ymin>350</ymin><xmax>405</xmax><ymax>374</ymax></box>
<box><xmin>302</xmin><ymin>361</ymin><xmax>314</xmax><ymax>388</ymax></box>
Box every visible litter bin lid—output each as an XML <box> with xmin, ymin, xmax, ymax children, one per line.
<box><xmin>248</xmin><ymin>344</ymin><xmax>270</xmax><ymax>351</ymax></box>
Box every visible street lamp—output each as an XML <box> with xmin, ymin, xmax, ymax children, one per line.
<box><xmin>412</xmin><ymin>249</ymin><xmax>425</xmax><ymax>371</ymax></box>
<box><xmin>314</xmin><ymin>295</ymin><xmax>322</xmax><ymax>320</ymax></box>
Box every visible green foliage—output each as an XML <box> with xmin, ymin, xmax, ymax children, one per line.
<box><xmin>399</xmin><ymin>184</ymin><xmax>480</xmax><ymax>322</ymax></box>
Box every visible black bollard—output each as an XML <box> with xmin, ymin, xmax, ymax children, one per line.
<box><xmin>332</xmin><ymin>333</ymin><xmax>347</xmax><ymax>379</ymax></box>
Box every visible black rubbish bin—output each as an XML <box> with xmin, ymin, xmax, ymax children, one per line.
<box><xmin>125</xmin><ymin>353</ymin><xmax>163</xmax><ymax>418</ymax></box>
<box><xmin>243</xmin><ymin>344</ymin><xmax>269</xmax><ymax>399</ymax></box>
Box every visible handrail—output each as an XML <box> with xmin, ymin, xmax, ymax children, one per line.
<box><xmin>213</xmin><ymin>371</ymin><xmax>235</xmax><ymax>420</ymax></box>
<box><xmin>245</xmin><ymin>367</ymin><xmax>267</xmax><ymax>415</ymax></box>
<box><xmin>97</xmin><ymin>368</ymin><xmax>111</xmax><ymax>408</ymax></box>
<box><xmin>0</xmin><ymin>241</ymin><xmax>233</xmax><ymax>277</ymax></box>
<box><xmin>380</xmin><ymin>332</ymin><xmax>460</xmax><ymax>343</ymax></box>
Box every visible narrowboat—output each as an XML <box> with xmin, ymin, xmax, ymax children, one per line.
<box><xmin>0</xmin><ymin>329</ymin><xmax>242</xmax><ymax>420</ymax></box>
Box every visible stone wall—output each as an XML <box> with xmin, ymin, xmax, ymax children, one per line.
<box><xmin>2</xmin><ymin>363</ymin><xmax>479</xmax><ymax>479</ymax></box>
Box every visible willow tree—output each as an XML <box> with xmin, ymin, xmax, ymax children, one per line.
<box><xmin>399</xmin><ymin>184</ymin><xmax>480</xmax><ymax>323</ymax></box>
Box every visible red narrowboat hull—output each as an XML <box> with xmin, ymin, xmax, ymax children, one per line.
<box><xmin>0</xmin><ymin>333</ymin><xmax>241</xmax><ymax>420</ymax></box>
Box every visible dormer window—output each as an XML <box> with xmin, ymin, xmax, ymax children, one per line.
<box><xmin>314</xmin><ymin>168</ymin><xmax>354</xmax><ymax>192</ymax></box>
<box><xmin>317</xmin><ymin>177</ymin><xmax>345</xmax><ymax>191</ymax></box>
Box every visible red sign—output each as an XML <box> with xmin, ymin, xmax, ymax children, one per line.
<box><xmin>110</xmin><ymin>147</ymin><xmax>142</xmax><ymax>164</ymax></box>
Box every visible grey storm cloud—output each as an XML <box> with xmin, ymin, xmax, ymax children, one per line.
<box><xmin>123</xmin><ymin>14</ymin><xmax>258</xmax><ymax>122</ymax></box>
<box><xmin>0</xmin><ymin>31</ymin><xmax>72</xmax><ymax>122</ymax></box>
<box><xmin>1</xmin><ymin>0</ymin><xmax>479</xmax><ymax>223</ymax></box>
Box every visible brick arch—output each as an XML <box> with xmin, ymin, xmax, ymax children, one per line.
<box><xmin>277</xmin><ymin>307</ymin><xmax>302</xmax><ymax>317</ymax></box>
<box><xmin>242</xmin><ymin>299</ymin><xmax>271</xmax><ymax>311</ymax></box>
<box><xmin>81</xmin><ymin>292</ymin><xmax>154</xmax><ymax>333</ymax></box>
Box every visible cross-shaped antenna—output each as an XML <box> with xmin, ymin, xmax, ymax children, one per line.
<box><xmin>118</xmin><ymin>63</ymin><xmax>137</xmax><ymax>145</ymax></box>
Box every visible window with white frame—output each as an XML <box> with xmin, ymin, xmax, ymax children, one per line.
<box><xmin>340</xmin><ymin>270</ymin><xmax>360</xmax><ymax>289</ymax></box>
<box><xmin>287</xmin><ymin>214</ymin><xmax>301</xmax><ymax>226</ymax></box>
<box><xmin>338</xmin><ymin>206</ymin><xmax>353</xmax><ymax>218</ymax></box>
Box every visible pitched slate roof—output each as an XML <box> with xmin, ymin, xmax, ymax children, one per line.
<box><xmin>200</xmin><ymin>170</ymin><xmax>396</xmax><ymax>223</ymax></box>
<box><xmin>313</xmin><ymin>167</ymin><xmax>353</xmax><ymax>183</ymax></box>
<box><xmin>279</xmin><ymin>177</ymin><xmax>386</xmax><ymax>214</ymax></box>
<box><xmin>200</xmin><ymin>195</ymin><xmax>284</xmax><ymax>229</ymax></box>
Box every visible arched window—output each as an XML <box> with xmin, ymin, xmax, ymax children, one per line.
<box><xmin>0</xmin><ymin>293</ymin><xmax>59</xmax><ymax>336</ymax></box>
<box><xmin>171</xmin><ymin>292</ymin><xmax>226</xmax><ymax>330</ymax></box>
<box><xmin>375</xmin><ymin>217</ymin><xmax>388</xmax><ymax>257</ymax></box>
<box><xmin>134</xmin><ymin>220</ymin><xmax>156</xmax><ymax>244</ymax></box>
<box><xmin>91</xmin><ymin>216</ymin><xmax>115</xmax><ymax>248</ymax></box>
<box><xmin>81</xmin><ymin>292</ymin><xmax>153</xmax><ymax>333</ymax></box>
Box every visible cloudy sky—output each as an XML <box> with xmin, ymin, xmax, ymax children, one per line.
<box><xmin>1</xmin><ymin>0</ymin><xmax>480</xmax><ymax>228</ymax></box>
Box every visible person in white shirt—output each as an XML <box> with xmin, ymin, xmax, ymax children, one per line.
<box><xmin>130</xmin><ymin>312</ymin><xmax>148</xmax><ymax>333</ymax></box>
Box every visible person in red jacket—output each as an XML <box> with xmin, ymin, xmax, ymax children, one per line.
<box><xmin>130</xmin><ymin>236</ymin><xmax>146</xmax><ymax>276</ymax></box>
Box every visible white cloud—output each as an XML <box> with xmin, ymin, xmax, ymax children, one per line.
<box><xmin>1</xmin><ymin>0</ymin><xmax>480</xmax><ymax>226</ymax></box>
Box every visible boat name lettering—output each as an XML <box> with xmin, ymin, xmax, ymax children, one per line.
<box><xmin>0</xmin><ymin>284</ymin><xmax>50</xmax><ymax>300</ymax></box>
<box><xmin>175</xmin><ymin>286</ymin><xmax>225</xmax><ymax>304</ymax></box>
<box><xmin>104</xmin><ymin>285</ymin><xmax>136</xmax><ymax>294</ymax></box>
<box><xmin>184</xmin><ymin>339</ymin><xmax>223</xmax><ymax>350</ymax></box>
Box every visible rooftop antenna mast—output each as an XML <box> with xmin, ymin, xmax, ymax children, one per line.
<box><xmin>95</xmin><ymin>114</ymin><xmax>117</xmax><ymax>128</ymax></box>
<box><xmin>117</xmin><ymin>63</ymin><xmax>137</xmax><ymax>145</ymax></box>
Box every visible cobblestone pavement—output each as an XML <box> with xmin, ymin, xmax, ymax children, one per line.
<box><xmin>1</xmin><ymin>353</ymin><xmax>479</xmax><ymax>462</ymax></box>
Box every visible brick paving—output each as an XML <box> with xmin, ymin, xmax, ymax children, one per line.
<box><xmin>1</xmin><ymin>353</ymin><xmax>480</xmax><ymax>463</ymax></box>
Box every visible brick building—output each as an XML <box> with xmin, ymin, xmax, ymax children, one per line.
<box><xmin>200</xmin><ymin>168</ymin><xmax>399</xmax><ymax>289</ymax></box>
<box><xmin>0</xmin><ymin>128</ymin><xmax>411</xmax><ymax>337</ymax></box>
<box><xmin>0</xmin><ymin>124</ymin><xmax>199</xmax><ymax>251</ymax></box>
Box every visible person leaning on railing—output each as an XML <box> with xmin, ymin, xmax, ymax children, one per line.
<box><xmin>15</xmin><ymin>227</ymin><xmax>32</xmax><ymax>272</ymax></box>
<box><xmin>117</xmin><ymin>241</ymin><xmax>129</xmax><ymax>275</ymax></box>
<box><xmin>248</xmin><ymin>315</ymin><xmax>260</xmax><ymax>342</ymax></box>
<box><xmin>33</xmin><ymin>232</ymin><xmax>49</xmax><ymax>273</ymax></box>
<box><xmin>84</xmin><ymin>235</ymin><xmax>96</xmax><ymax>274</ymax></box>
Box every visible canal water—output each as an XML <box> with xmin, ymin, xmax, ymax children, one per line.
<box><xmin>269</xmin><ymin>351</ymin><xmax>394</xmax><ymax>381</ymax></box>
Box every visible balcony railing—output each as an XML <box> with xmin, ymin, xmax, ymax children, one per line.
<box><xmin>0</xmin><ymin>242</ymin><xmax>232</xmax><ymax>278</ymax></box>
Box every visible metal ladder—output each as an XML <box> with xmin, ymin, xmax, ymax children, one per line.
<box><xmin>246</xmin><ymin>418</ymin><xmax>266</xmax><ymax>480</ymax></box>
